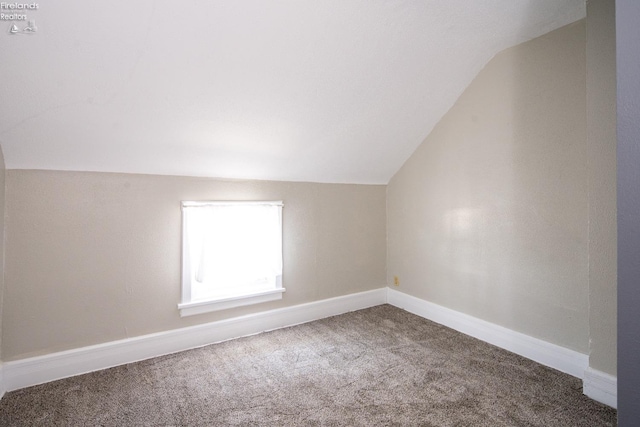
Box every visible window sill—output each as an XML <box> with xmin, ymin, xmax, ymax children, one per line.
<box><xmin>178</xmin><ymin>288</ymin><xmax>286</xmax><ymax>317</ymax></box>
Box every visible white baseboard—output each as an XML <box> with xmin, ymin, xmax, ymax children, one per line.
<box><xmin>583</xmin><ymin>367</ymin><xmax>617</xmax><ymax>408</ymax></box>
<box><xmin>386</xmin><ymin>288</ymin><xmax>589</xmax><ymax>379</ymax></box>
<box><xmin>2</xmin><ymin>288</ymin><xmax>387</xmax><ymax>393</ymax></box>
<box><xmin>1</xmin><ymin>286</ymin><xmax>617</xmax><ymax>410</ymax></box>
<box><xmin>0</xmin><ymin>363</ymin><xmax>5</xmax><ymax>400</ymax></box>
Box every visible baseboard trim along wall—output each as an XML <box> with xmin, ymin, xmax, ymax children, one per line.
<box><xmin>583</xmin><ymin>367</ymin><xmax>618</xmax><ymax>409</ymax></box>
<box><xmin>2</xmin><ymin>288</ymin><xmax>387</xmax><ymax>393</ymax></box>
<box><xmin>1</xmin><ymin>286</ymin><xmax>617</xmax><ymax>409</ymax></box>
<box><xmin>386</xmin><ymin>288</ymin><xmax>589</xmax><ymax>378</ymax></box>
<box><xmin>0</xmin><ymin>363</ymin><xmax>5</xmax><ymax>400</ymax></box>
<box><xmin>386</xmin><ymin>288</ymin><xmax>617</xmax><ymax>408</ymax></box>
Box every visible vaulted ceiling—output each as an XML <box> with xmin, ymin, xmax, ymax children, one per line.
<box><xmin>0</xmin><ymin>1</ymin><xmax>585</xmax><ymax>184</ymax></box>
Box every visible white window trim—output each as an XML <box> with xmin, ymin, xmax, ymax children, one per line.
<box><xmin>178</xmin><ymin>288</ymin><xmax>286</xmax><ymax>317</ymax></box>
<box><xmin>178</xmin><ymin>200</ymin><xmax>285</xmax><ymax>317</ymax></box>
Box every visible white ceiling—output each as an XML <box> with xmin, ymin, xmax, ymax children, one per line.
<box><xmin>0</xmin><ymin>1</ymin><xmax>585</xmax><ymax>184</ymax></box>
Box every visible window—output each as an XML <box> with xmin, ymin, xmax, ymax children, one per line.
<box><xmin>178</xmin><ymin>201</ymin><xmax>285</xmax><ymax>316</ymax></box>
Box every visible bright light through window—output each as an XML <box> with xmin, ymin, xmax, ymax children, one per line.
<box><xmin>178</xmin><ymin>201</ymin><xmax>285</xmax><ymax>316</ymax></box>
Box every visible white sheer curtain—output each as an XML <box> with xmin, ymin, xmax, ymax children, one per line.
<box><xmin>183</xmin><ymin>202</ymin><xmax>283</xmax><ymax>301</ymax></box>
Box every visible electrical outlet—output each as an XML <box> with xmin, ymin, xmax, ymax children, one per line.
<box><xmin>393</xmin><ymin>276</ymin><xmax>400</xmax><ymax>286</ymax></box>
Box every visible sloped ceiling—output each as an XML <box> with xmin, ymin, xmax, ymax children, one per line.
<box><xmin>0</xmin><ymin>1</ymin><xmax>585</xmax><ymax>184</ymax></box>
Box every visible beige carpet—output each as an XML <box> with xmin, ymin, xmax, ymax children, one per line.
<box><xmin>0</xmin><ymin>305</ymin><xmax>616</xmax><ymax>426</ymax></box>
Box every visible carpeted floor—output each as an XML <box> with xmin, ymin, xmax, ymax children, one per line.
<box><xmin>0</xmin><ymin>305</ymin><xmax>616</xmax><ymax>426</ymax></box>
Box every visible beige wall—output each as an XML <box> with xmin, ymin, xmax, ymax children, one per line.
<box><xmin>387</xmin><ymin>21</ymin><xmax>589</xmax><ymax>353</ymax></box>
<box><xmin>2</xmin><ymin>170</ymin><xmax>386</xmax><ymax>360</ymax></box>
<box><xmin>587</xmin><ymin>0</ymin><xmax>617</xmax><ymax>376</ymax></box>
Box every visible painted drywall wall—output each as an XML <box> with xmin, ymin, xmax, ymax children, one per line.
<box><xmin>1</xmin><ymin>171</ymin><xmax>386</xmax><ymax>360</ymax></box>
<box><xmin>387</xmin><ymin>21</ymin><xmax>588</xmax><ymax>353</ymax></box>
<box><xmin>586</xmin><ymin>0</ymin><xmax>617</xmax><ymax>377</ymax></box>
<box><xmin>617</xmin><ymin>0</ymin><xmax>640</xmax><ymax>422</ymax></box>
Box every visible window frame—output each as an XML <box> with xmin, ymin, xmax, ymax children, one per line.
<box><xmin>178</xmin><ymin>200</ymin><xmax>285</xmax><ymax>317</ymax></box>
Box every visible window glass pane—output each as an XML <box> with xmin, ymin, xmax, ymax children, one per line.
<box><xmin>183</xmin><ymin>203</ymin><xmax>282</xmax><ymax>303</ymax></box>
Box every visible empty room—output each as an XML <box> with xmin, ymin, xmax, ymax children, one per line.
<box><xmin>0</xmin><ymin>0</ymin><xmax>635</xmax><ymax>425</ymax></box>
